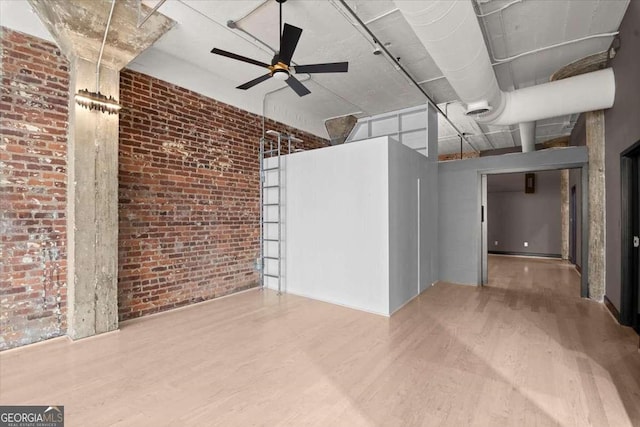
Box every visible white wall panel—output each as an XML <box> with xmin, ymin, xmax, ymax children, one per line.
<box><xmin>279</xmin><ymin>137</ymin><xmax>390</xmax><ymax>315</ymax></box>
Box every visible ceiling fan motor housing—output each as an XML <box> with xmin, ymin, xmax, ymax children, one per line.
<box><xmin>273</xmin><ymin>68</ymin><xmax>289</xmax><ymax>80</ymax></box>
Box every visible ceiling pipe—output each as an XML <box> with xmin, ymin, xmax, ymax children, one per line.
<box><xmin>519</xmin><ymin>122</ymin><xmax>535</xmax><ymax>153</ymax></box>
<box><xmin>395</xmin><ymin>0</ymin><xmax>616</xmax><ymax>152</ymax></box>
<box><xmin>491</xmin><ymin>31</ymin><xmax>619</xmax><ymax>65</ymax></box>
<box><xmin>96</xmin><ymin>0</ymin><xmax>117</xmax><ymax>92</ymax></box>
<box><xmin>137</xmin><ymin>0</ymin><xmax>167</xmax><ymax>28</ymax></box>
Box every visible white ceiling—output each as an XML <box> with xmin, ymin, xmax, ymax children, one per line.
<box><xmin>0</xmin><ymin>0</ymin><xmax>630</xmax><ymax>155</ymax></box>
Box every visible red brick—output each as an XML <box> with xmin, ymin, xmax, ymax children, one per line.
<box><xmin>1</xmin><ymin>27</ymin><xmax>68</xmax><ymax>350</ymax></box>
<box><xmin>117</xmin><ymin>69</ymin><xmax>328</xmax><ymax>321</ymax></box>
<box><xmin>1</xmin><ymin>26</ymin><xmax>327</xmax><ymax>349</ymax></box>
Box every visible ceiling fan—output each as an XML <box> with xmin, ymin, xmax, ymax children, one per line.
<box><xmin>210</xmin><ymin>0</ymin><xmax>348</xmax><ymax>97</ymax></box>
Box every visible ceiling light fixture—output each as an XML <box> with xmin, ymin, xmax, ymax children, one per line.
<box><xmin>272</xmin><ymin>67</ymin><xmax>289</xmax><ymax>81</ymax></box>
<box><xmin>372</xmin><ymin>41</ymin><xmax>382</xmax><ymax>55</ymax></box>
<box><xmin>75</xmin><ymin>89</ymin><xmax>122</xmax><ymax>114</ymax></box>
<box><xmin>75</xmin><ymin>0</ymin><xmax>122</xmax><ymax>114</ymax></box>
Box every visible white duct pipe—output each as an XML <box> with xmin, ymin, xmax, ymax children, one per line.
<box><xmin>489</xmin><ymin>68</ymin><xmax>615</xmax><ymax>125</ymax></box>
<box><xmin>396</xmin><ymin>0</ymin><xmax>504</xmax><ymax>116</ymax></box>
<box><xmin>519</xmin><ymin>121</ymin><xmax>536</xmax><ymax>152</ymax></box>
<box><xmin>395</xmin><ymin>0</ymin><xmax>616</xmax><ymax>140</ymax></box>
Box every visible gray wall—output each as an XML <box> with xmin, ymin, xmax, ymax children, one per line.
<box><xmin>438</xmin><ymin>147</ymin><xmax>588</xmax><ymax>285</ymax></box>
<box><xmin>603</xmin><ymin>0</ymin><xmax>640</xmax><ymax>311</ymax></box>
<box><xmin>388</xmin><ymin>140</ymin><xmax>421</xmax><ymax>313</ymax></box>
<box><xmin>388</xmin><ymin>105</ymin><xmax>439</xmax><ymax>313</ymax></box>
<box><xmin>487</xmin><ymin>171</ymin><xmax>562</xmax><ymax>256</ymax></box>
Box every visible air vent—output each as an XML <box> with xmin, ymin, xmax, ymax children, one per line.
<box><xmin>465</xmin><ymin>100</ymin><xmax>492</xmax><ymax>116</ymax></box>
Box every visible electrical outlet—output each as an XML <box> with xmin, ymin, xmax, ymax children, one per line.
<box><xmin>524</xmin><ymin>242</ymin><xmax>528</xmax><ymax>247</ymax></box>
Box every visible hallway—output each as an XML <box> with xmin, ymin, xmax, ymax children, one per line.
<box><xmin>1</xmin><ymin>256</ymin><xmax>639</xmax><ymax>426</ymax></box>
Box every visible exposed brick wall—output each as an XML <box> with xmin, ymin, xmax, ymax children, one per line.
<box><xmin>0</xmin><ymin>27</ymin><xmax>328</xmax><ymax>347</ymax></box>
<box><xmin>1</xmin><ymin>28</ymin><xmax>69</xmax><ymax>350</ymax></box>
<box><xmin>118</xmin><ymin>70</ymin><xmax>328</xmax><ymax>321</ymax></box>
<box><xmin>438</xmin><ymin>151</ymin><xmax>479</xmax><ymax>161</ymax></box>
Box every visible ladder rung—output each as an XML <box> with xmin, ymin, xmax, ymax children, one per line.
<box><xmin>263</xmin><ymin>221</ymin><xmax>279</xmax><ymax>224</ymax></box>
<box><xmin>263</xmin><ymin>238</ymin><xmax>279</xmax><ymax>242</ymax></box>
<box><xmin>263</xmin><ymin>166</ymin><xmax>280</xmax><ymax>171</ymax></box>
<box><xmin>264</xmin><ymin>273</ymin><xmax>279</xmax><ymax>278</ymax></box>
<box><xmin>263</xmin><ymin>256</ymin><xmax>279</xmax><ymax>260</ymax></box>
<box><xmin>263</xmin><ymin>185</ymin><xmax>280</xmax><ymax>189</ymax></box>
<box><xmin>263</xmin><ymin>203</ymin><xmax>279</xmax><ymax>206</ymax></box>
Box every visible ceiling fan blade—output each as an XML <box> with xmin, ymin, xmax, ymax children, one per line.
<box><xmin>279</xmin><ymin>23</ymin><xmax>303</xmax><ymax>66</ymax></box>
<box><xmin>285</xmin><ymin>75</ymin><xmax>311</xmax><ymax>97</ymax></box>
<box><xmin>237</xmin><ymin>73</ymin><xmax>273</xmax><ymax>90</ymax></box>
<box><xmin>211</xmin><ymin>48</ymin><xmax>270</xmax><ymax>69</ymax></box>
<box><xmin>293</xmin><ymin>62</ymin><xmax>349</xmax><ymax>74</ymax></box>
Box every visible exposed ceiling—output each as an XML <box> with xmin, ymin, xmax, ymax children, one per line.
<box><xmin>0</xmin><ymin>0</ymin><xmax>630</xmax><ymax>155</ymax></box>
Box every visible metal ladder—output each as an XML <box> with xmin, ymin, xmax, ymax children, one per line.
<box><xmin>259</xmin><ymin>131</ymin><xmax>282</xmax><ymax>294</ymax></box>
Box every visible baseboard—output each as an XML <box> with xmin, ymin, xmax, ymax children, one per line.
<box><xmin>389</xmin><ymin>282</ymin><xmax>435</xmax><ymax>316</ymax></box>
<box><xmin>0</xmin><ymin>335</ymin><xmax>71</xmax><ymax>354</ymax></box>
<box><xmin>604</xmin><ymin>295</ymin><xmax>620</xmax><ymax>322</ymax></box>
<box><xmin>120</xmin><ymin>285</ymin><xmax>260</xmax><ymax>326</ymax></box>
<box><xmin>268</xmin><ymin>286</ymin><xmax>390</xmax><ymax>317</ymax></box>
<box><xmin>488</xmin><ymin>251</ymin><xmax>562</xmax><ymax>259</ymax></box>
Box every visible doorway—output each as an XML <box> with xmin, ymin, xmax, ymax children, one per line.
<box><xmin>480</xmin><ymin>165</ymin><xmax>589</xmax><ymax>297</ymax></box>
<box><xmin>569</xmin><ymin>185</ymin><xmax>577</xmax><ymax>264</ymax></box>
<box><xmin>621</xmin><ymin>140</ymin><xmax>640</xmax><ymax>334</ymax></box>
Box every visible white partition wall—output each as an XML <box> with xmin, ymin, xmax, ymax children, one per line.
<box><xmin>269</xmin><ymin>135</ymin><xmax>438</xmax><ymax>316</ymax></box>
<box><xmin>388</xmin><ymin>105</ymin><xmax>439</xmax><ymax>313</ymax></box>
<box><xmin>281</xmin><ymin>137</ymin><xmax>391</xmax><ymax>315</ymax></box>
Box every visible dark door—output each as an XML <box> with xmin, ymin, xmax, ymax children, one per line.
<box><xmin>569</xmin><ymin>186</ymin><xmax>577</xmax><ymax>264</ymax></box>
<box><xmin>633</xmin><ymin>153</ymin><xmax>639</xmax><ymax>334</ymax></box>
<box><xmin>621</xmin><ymin>142</ymin><xmax>640</xmax><ymax>334</ymax></box>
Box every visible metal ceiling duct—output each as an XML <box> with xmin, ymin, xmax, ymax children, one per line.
<box><xmin>395</xmin><ymin>0</ymin><xmax>504</xmax><ymax>116</ymax></box>
<box><xmin>487</xmin><ymin>69</ymin><xmax>615</xmax><ymax>125</ymax></box>
<box><xmin>395</xmin><ymin>0</ymin><xmax>616</xmax><ymax>151</ymax></box>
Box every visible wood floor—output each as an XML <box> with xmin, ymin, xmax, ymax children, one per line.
<box><xmin>1</xmin><ymin>255</ymin><xmax>639</xmax><ymax>426</ymax></box>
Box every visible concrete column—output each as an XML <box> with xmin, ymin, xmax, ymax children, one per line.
<box><xmin>66</xmin><ymin>59</ymin><xmax>120</xmax><ymax>338</ymax></box>
<box><xmin>586</xmin><ymin>110</ymin><xmax>606</xmax><ymax>301</ymax></box>
<box><xmin>29</xmin><ymin>0</ymin><xmax>174</xmax><ymax>340</ymax></box>
<box><xmin>560</xmin><ymin>169</ymin><xmax>569</xmax><ymax>260</ymax></box>
<box><xmin>324</xmin><ymin>115</ymin><xmax>358</xmax><ymax>145</ymax></box>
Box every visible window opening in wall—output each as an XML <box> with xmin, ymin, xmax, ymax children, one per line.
<box><xmin>346</xmin><ymin>105</ymin><xmax>430</xmax><ymax>157</ymax></box>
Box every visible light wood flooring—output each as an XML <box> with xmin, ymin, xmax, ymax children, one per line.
<box><xmin>1</xmin><ymin>255</ymin><xmax>639</xmax><ymax>426</ymax></box>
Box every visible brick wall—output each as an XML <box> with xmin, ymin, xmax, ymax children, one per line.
<box><xmin>118</xmin><ymin>71</ymin><xmax>328</xmax><ymax>321</ymax></box>
<box><xmin>0</xmin><ymin>27</ymin><xmax>328</xmax><ymax>348</ymax></box>
<box><xmin>438</xmin><ymin>151</ymin><xmax>480</xmax><ymax>161</ymax></box>
<box><xmin>1</xmin><ymin>28</ymin><xmax>69</xmax><ymax>350</ymax></box>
